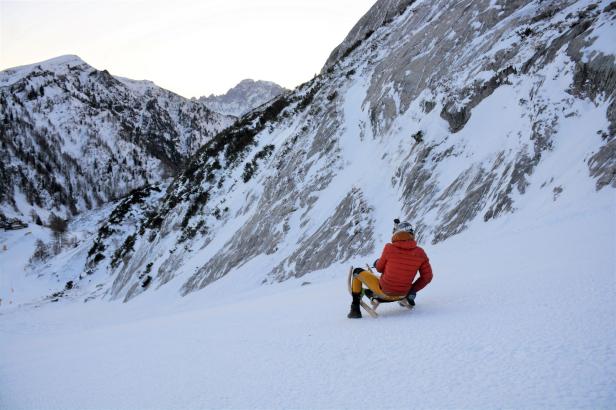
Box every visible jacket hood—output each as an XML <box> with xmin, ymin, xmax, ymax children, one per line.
<box><xmin>391</xmin><ymin>231</ymin><xmax>414</xmax><ymax>242</ymax></box>
<box><xmin>392</xmin><ymin>240</ymin><xmax>417</xmax><ymax>250</ymax></box>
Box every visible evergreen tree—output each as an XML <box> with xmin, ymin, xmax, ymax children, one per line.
<box><xmin>30</xmin><ymin>239</ymin><xmax>50</xmax><ymax>263</ymax></box>
<box><xmin>48</xmin><ymin>212</ymin><xmax>68</xmax><ymax>254</ymax></box>
<box><xmin>30</xmin><ymin>209</ymin><xmax>42</xmax><ymax>225</ymax></box>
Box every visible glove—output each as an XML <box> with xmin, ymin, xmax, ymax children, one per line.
<box><xmin>406</xmin><ymin>292</ymin><xmax>416</xmax><ymax>306</ymax></box>
<box><xmin>373</xmin><ymin>259</ymin><xmax>379</xmax><ymax>268</ymax></box>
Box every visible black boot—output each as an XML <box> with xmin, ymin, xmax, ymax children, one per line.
<box><xmin>347</xmin><ymin>293</ymin><xmax>362</xmax><ymax>319</ymax></box>
<box><xmin>399</xmin><ymin>292</ymin><xmax>416</xmax><ymax>309</ymax></box>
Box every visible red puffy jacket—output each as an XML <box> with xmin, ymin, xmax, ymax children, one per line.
<box><xmin>375</xmin><ymin>239</ymin><xmax>433</xmax><ymax>296</ymax></box>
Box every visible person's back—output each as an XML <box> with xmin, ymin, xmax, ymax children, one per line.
<box><xmin>348</xmin><ymin>220</ymin><xmax>433</xmax><ymax>318</ymax></box>
<box><xmin>376</xmin><ymin>231</ymin><xmax>432</xmax><ymax>296</ymax></box>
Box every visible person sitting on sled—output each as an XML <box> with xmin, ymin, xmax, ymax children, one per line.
<box><xmin>348</xmin><ymin>219</ymin><xmax>433</xmax><ymax>319</ymax></box>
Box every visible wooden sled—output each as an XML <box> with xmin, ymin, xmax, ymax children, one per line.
<box><xmin>347</xmin><ymin>265</ymin><xmax>414</xmax><ymax>318</ymax></box>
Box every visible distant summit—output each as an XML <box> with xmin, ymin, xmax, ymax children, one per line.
<box><xmin>199</xmin><ymin>79</ymin><xmax>286</xmax><ymax>117</ymax></box>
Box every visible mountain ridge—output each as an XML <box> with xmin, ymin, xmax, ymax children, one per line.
<box><xmin>0</xmin><ymin>55</ymin><xmax>235</xmax><ymax>221</ymax></box>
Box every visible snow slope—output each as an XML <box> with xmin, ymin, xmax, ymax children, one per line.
<box><xmin>1</xmin><ymin>184</ymin><xmax>614</xmax><ymax>409</ymax></box>
<box><xmin>0</xmin><ymin>225</ymin><xmax>54</xmax><ymax>307</ymax></box>
<box><xmin>0</xmin><ymin>201</ymin><xmax>117</xmax><ymax>307</ymax></box>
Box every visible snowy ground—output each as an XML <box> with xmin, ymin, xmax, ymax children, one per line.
<box><xmin>0</xmin><ymin>204</ymin><xmax>112</xmax><ymax>308</ymax></box>
<box><xmin>1</xmin><ymin>185</ymin><xmax>614</xmax><ymax>410</ymax></box>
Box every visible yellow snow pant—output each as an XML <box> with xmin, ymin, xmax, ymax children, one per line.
<box><xmin>351</xmin><ymin>270</ymin><xmax>405</xmax><ymax>301</ymax></box>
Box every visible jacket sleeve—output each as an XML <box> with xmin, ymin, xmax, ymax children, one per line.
<box><xmin>410</xmin><ymin>250</ymin><xmax>433</xmax><ymax>293</ymax></box>
<box><xmin>375</xmin><ymin>244</ymin><xmax>390</xmax><ymax>273</ymax></box>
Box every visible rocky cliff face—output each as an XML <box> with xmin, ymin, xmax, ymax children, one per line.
<box><xmin>323</xmin><ymin>0</ymin><xmax>416</xmax><ymax>71</ymax></box>
<box><xmin>29</xmin><ymin>0</ymin><xmax>616</xmax><ymax>302</ymax></box>
<box><xmin>0</xmin><ymin>55</ymin><xmax>234</xmax><ymax>220</ymax></box>
<box><xmin>199</xmin><ymin>79</ymin><xmax>286</xmax><ymax>117</ymax></box>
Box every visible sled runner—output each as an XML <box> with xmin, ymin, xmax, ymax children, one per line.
<box><xmin>347</xmin><ymin>266</ymin><xmax>413</xmax><ymax>318</ymax></box>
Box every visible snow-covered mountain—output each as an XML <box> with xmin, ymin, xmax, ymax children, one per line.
<box><xmin>19</xmin><ymin>0</ymin><xmax>613</xmax><ymax>304</ymax></box>
<box><xmin>199</xmin><ymin>79</ymin><xmax>286</xmax><ymax>117</ymax></box>
<box><xmin>0</xmin><ymin>55</ymin><xmax>235</xmax><ymax>221</ymax></box>
<box><xmin>2</xmin><ymin>1</ymin><xmax>615</xmax><ymax>407</ymax></box>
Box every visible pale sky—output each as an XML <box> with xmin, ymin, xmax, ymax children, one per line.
<box><xmin>0</xmin><ymin>0</ymin><xmax>377</xmax><ymax>97</ymax></box>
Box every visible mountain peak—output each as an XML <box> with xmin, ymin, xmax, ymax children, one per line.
<box><xmin>237</xmin><ymin>78</ymin><xmax>258</xmax><ymax>85</ymax></box>
<box><xmin>3</xmin><ymin>54</ymin><xmax>89</xmax><ymax>73</ymax></box>
<box><xmin>38</xmin><ymin>54</ymin><xmax>88</xmax><ymax>67</ymax></box>
<box><xmin>0</xmin><ymin>54</ymin><xmax>91</xmax><ymax>86</ymax></box>
<box><xmin>236</xmin><ymin>78</ymin><xmax>278</xmax><ymax>87</ymax></box>
<box><xmin>200</xmin><ymin>79</ymin><xmax>287</xmax><ymax>117</ymax></box>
